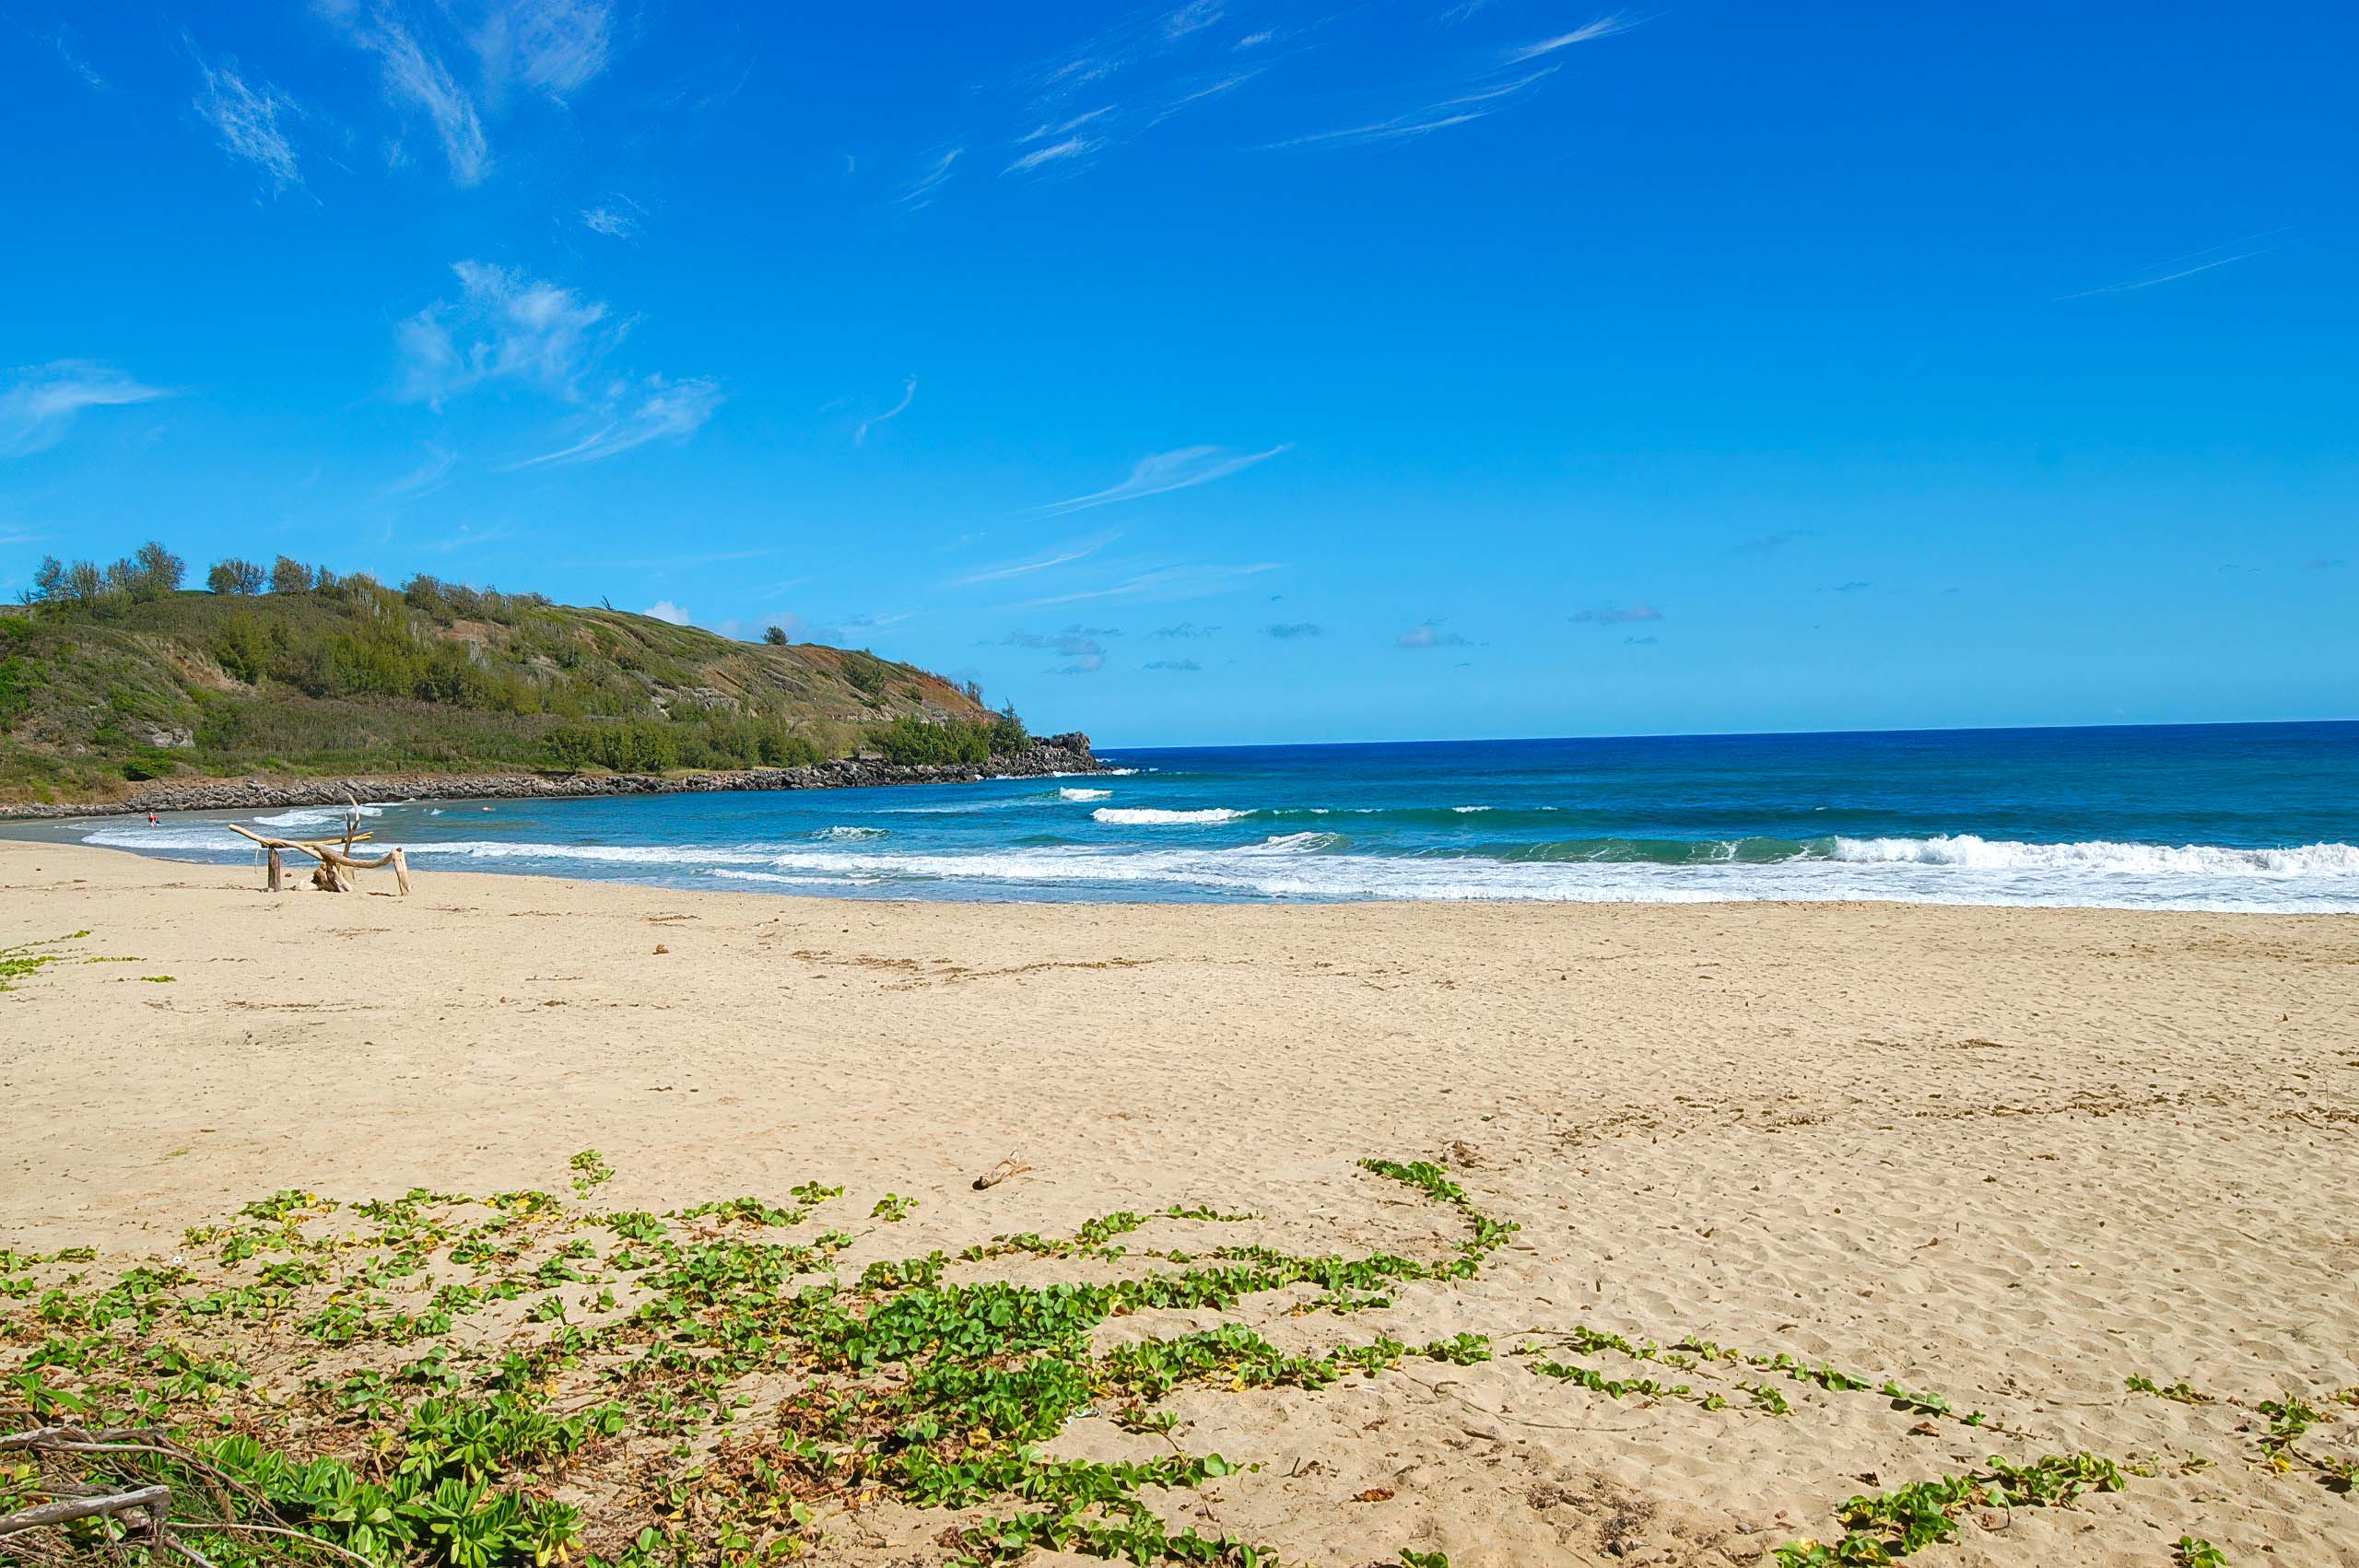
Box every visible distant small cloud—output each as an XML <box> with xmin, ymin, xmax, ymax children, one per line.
<box><xmin>1569</xmin><ymin>603</ymin><xmax>1662</xmax><ymax>626</ymax></box>
<box><xmin>762</xmin><ymin>612</ymin><xmax>819</xmax><ymax>643</ymax></box>
<box><xmin>999</xmin><ymin>625</ymin><xmax>1111</xmax><ymax>673</ymax></box>
<box><xmin>1624</xmin><ymin>635</ymin><xmax>1658</xmax><ymax>645</ymax></box>
<box><xmin>643</xmin><ymin>600</ymin><xmax>690</xmax><ymax>626</ymax></box>
<box><xmin>1031</xmin><ymin>443</ymin><xmax>1290</xmax><ymax>516</ymax></box>
<box><xmin>1396</xmin><ymin>619</ymin><xmax>1472</xmax><ymax>649</ymax></box>
<box><xmin>1264</xmin><ymin>621</ymin><xmax>1321</xmax><ymax>638</ymax></box>
<box><xmin>193</xmin><ymin>49</ymin><xmax>303</xmax><ymax>191</ymax></box>
<box><xmin>580</xmin><ymin>199</ymin><xmax>643</xmax><ymax>239</ymax></box>
<box><xmin>2303</xmin><ymin>557</ymin><xmax>2344</xmax><ymax>571</ymax></box>
<box><xmin>1153</xmin><ymin>621</ymin><xmax>1219</xmax><ymax>638</ymax></box>
<box><xmin>1831</xmin><ymin>579</ymin><xmax>1872</xmax><ymax>592</ymax></box>
<box><xmin>2</xmin><ymin>360</ymin><xmax>170</xmax><ymax>458</ymax></box>
<box><xmin>854</xmin><ymin>377</ymin><xmax>917</xmax><ymax>446</ymax></box>
<box><xmin>1143</xmin><ymin>658</ymin><xmax>1201</xmax><ymax>672</ymax></box>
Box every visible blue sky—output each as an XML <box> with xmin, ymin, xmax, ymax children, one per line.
<box><xmin>3</xmin><ymin>1</ymin><xmax>2352</xmax><ymax>746</ymax></box>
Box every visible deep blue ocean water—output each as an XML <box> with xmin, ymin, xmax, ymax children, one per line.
<box><xmin>53</xmin><ymin>721</ymin><xmax>2359</xmax><ymax>911</ymax></box>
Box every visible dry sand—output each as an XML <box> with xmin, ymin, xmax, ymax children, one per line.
<box><xmin>3</xmin><ymin>838</ymin><xmax>2355</xmax><ymax>1565</ymax></box>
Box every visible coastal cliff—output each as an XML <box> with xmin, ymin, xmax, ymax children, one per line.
<box><xmin>2</xmin><ymin>565</ymin><xmax>1090</xmax><ymax>812</ymax></box>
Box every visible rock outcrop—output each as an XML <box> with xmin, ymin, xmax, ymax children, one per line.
<box><xmin>0</xmin><ymin>734</ymin><xmax>1105</xmax><ymax>822</ymax></box>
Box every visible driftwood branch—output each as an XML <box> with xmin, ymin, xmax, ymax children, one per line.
<box><xmin>0</xmin><ymin>1482</ymin><xmax>170</xmax><ymax>1542</ymax></box>
<box><xmin>224</xmin><ymin>823</ymin><xmax>409</xmax><ymax>894</ymax></box>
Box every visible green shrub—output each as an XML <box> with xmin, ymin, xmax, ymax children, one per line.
<box><xmin>870</xmin><ymin>715</ymin><xmax>993</xmax><ymax>766</ymax></box>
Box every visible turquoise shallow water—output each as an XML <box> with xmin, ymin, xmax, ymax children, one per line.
<box><xmin>51</xmin><ymin>721</ymin><xmax>2359</xmax><ymax>911</ymax></box>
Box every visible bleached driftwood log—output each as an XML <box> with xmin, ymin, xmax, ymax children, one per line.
<box><xmin>225</xmin><ymin>824</ymin><xmax>412</xmax><ymax>895</ymax></box>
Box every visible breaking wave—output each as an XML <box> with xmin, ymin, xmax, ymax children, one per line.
<box><xmin>1091</xmin><ymin>807</ymin><xmax>1245</xmax><ymax>825</ymax></box>
<box><xmin>252</xmin><ymin>803</ymin><xmax>386</xmax><ymax>829</ymax></box>
<box><xmin>73</xmin><ymin>817</ymin><xmax>2359</xmax><ymax>912</ymax></box>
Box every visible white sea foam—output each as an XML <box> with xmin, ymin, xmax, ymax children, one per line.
<box><xmin>252</xmin><ymin>803</ymin><xmax>386</xmax><ymax>829</ymax></box>
<box><xmin>1060</xmin><ymin>788</ymin><xmax>1112</xmax><ymax>802</ymax></box>
<box><xmin>1826</xmin><ymin>835</ymin><xmax>2359</xmax><ymax>877</ymax></box>
<box><xmin>1450</xmin><ymin>805</ymin><xmax>1492</xmax><ymax>813</ymax></box>
<box><xmin>70</xmin><ymin>822</ymin><xmax>2359</xmax><ymax>913</ymax></box>
<box><xmin>1091</xmin><ymin>807</ymin><xmax>1244</xmax><ymax>825</ymax></box>
<box><xmin>812</xmin><ymin>825</ymin><xmax>887</xmax><ymax>841</ymax></box>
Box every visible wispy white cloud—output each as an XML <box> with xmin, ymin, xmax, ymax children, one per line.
<box><xmin>1505</xmin><ymin>12</ymin><xmax>1643</xmax><ymax>63</ymax></box>
<box><xmin>1163</xmin><ymin>1</ymin><xmax>1224</xmax><ymax>41</ymax></box>
<box><xmin>397</xmin><ymin>260</ymin><xmax>612</xmax><ymax>405</ymax></box>
<box><xmin>39</xmin><ymin>23</ymin><xmax>106</xmax><ymax>88</ymax></box>
<box><xmin>1263</xmin><ymin>67</ymin><xmax>1557</xmax><ymax>148</ymax></box>
<box><xmin>955</xmin><ymin>532</ymin><xmax>1117</xmax><ymax>585</ymax></box>
<box><xmin>1030</xmin><ymin>444</ymin><xmax>1291</xmax><ymax>516</ymax></box>
<box><xmin>2057</xmin><ymin>229</ymin><xmax>2288</xmax><ymax>300</ymax></box>
<box><xmin>1015</xmin><ymin>560</ymin><xmax>1280</xmax><ymax>607</ymax></box>
<box><xmin>506</xmin><ymin>375</ymin><xmax>723</xmax><ymax>468</ymax></box>
<box><xmin>1005</xmin><ymin>135</ymin><xmax>1100</xmax><ymax>176</ymax></box>
<box><xmin>642</xmin><ymin>599</ymin><xmax>689</xmax><ymax>625</ymax></box>
<box><xmin>468</xmin><ymin>0</ymin><xmax>614</xmax><ymax>101</ymax></box>
<box><xmin>1</xmin><ymin>361</ymin><xmax>171</xmax><ymax>458</ymax></box>
<box><xmin>898</xmin><ymin>146</ymin><xmax>963</xmax><ymax>207</ymax></box>
<box><xmin>193</xmin><ymin>51</ymin><xmax>303</xmax><ymax>191</ymax></box>
<box><xmin>319</xmin><ymin>0</ymin><xmax>490</xmax><ymax>185</ymax></box>
<box><xmin>1017</xmin><ymin>106</ymin><xmax>1116</xmax><ymax>145</ymax></box>
<box><xmin>381</xmin><ymin>443</ymin><xmax>459</xmax><ymax>499</ymax></box>
<box><xmin>854</xmin><ymin>377</ymin><xmax>917</xmax><ymax>445</ymax></box>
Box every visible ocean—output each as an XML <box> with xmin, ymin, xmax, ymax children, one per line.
<box><xmin>51</xmin><ymin>721</ymin><xmax>2359</xmax><ymax>912</ymax></box>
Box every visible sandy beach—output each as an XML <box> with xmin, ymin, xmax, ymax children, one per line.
<box><xmin>4</xmin><ymin>837</ymin><xmax>2355</xmax><ymax>1566</ymax></box>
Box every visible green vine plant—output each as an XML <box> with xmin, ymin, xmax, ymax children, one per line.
<box><xmin>2125</xmin><ymin>1372</ymin><xmax>2356</xmax><ymax>1492</ymax></box>
<box><xmin>0</xmin><ymin>930</ymin><xmax>90</xmax><ymax>993</ymax></box>
<box><xmin>0</xmin><ymin>1154</ymin><xmax>1519</xmax><ymax>1568</ymax></box>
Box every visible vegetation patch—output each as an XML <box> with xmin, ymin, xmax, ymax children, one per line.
<box><xmin>0</xmin><ymin>931</ymin><xmax>88</xmax><ymax>994</ymax></box>
<box><xmin>0</xmin><ymin>1156</ymin><xmax>1518</xmax><ymax>1568</ymax></box>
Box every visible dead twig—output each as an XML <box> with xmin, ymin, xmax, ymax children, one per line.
<box><xmin>972</xmin><ymin>1154</ymin><xmax>1031</xmax><ymax>1191</ymax></box>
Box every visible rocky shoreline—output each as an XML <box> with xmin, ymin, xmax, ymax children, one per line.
<box><xmin>0</xmin><ymin>733</ymin><xmax>1104</xmax><ymax>822</ymax></box>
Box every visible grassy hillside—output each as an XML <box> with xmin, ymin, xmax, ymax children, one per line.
<box><xmin>0</xmin><ymin>570</ymin><xmax>1010</xmax><ymax>804</ymax></box>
